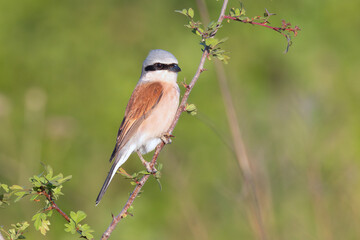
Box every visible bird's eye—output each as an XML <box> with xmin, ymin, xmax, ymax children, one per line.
<box><xmin>155</xmin><ymin>63</ymin><xmax>162</xmax><ymax>69</ymax></box>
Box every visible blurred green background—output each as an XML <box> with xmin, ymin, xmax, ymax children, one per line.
<box><xmin>1</xmin><ymin>0</ymin><xmax>360</xmax><ymax>239</ymax></box>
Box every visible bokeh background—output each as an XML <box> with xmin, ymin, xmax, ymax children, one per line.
<box><xmin>1</xmin><ymin>0</ymin><xmax>360</xmax><ymax>239</ymax></box>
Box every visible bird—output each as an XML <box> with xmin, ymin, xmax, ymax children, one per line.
<box><xmin>95</xmin><ymin>49</ymin><xmax>181</xmax><ymax>205</ymax></box>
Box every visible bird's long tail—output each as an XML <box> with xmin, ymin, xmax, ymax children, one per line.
<box><xmin>95</xmin><ymin>147</ymin><xmax>133</xmax><ymax>205</ymax></box>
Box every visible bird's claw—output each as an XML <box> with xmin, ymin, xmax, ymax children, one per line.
<box><xmin>161</xmin><ymin>133</ymin><xmax>174</xmax><ymax>145</ymax></box>
<box><xmin>144</xmin><ymin>161</ymin><xmax>157</xmax><ymax>174</ymax></box>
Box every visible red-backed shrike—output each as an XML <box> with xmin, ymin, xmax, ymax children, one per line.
<box><xmin>96</xmin><ymin>49</ymin><xmax>181</xmax><ymax>205</ymax></box>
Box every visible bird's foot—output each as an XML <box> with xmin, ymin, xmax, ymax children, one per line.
<box><xmin>161</xmin><ymin>133</ymin><xmax>174</xmax><ymax>145</ymax></box>
<box><xmin>143</xmin><ymin>161</ymin><xmax>157</xmax><ymax>174</ymax></box>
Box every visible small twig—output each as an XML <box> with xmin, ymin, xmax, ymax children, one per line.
<box><xmin>224</xmin><ymin>15</ymin><xmax>299</xmax><ymax>35</ymax></box>
<box><xmin>40</xmin><ymin>191</ymin><xmax>70</xmax><ymax>222</ymax></box>
<box><xmin>100</xmin><ymin>1</ymin><xmax>229</xmax><ymax>239</ymax></box>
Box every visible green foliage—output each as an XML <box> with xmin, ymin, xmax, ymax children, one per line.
<box><xmin>176</xmin><ymin>8</ymin><xmax>230</xmax><ymax>63</ymax></box>
<box><xmin>64</xmin><ymin>211</ymin><xmax>94</xmax><ymax>239</ymax></box>
<box><xmin>177</xmin><ymin>3</ymin><xmax>300</xmax><ymax>56</ymax></box>
<box><xmin>29</xmin><ymin>164</ymin><xmax>72</xmax><ymax>200</ymax></box>
<box><xmin>1</xmin><ymin>164</ymin><xmax>73</xmax><ymax>207</ymax></box>
<box><xmin>229</xmin><ymin>4</ymin><xmax>274</xmax><ymax>25</ymax></box>
<box><xmin>227</xmin><ymin>3</ymin><xmax>300</xmax><ymax>53</ymax></box>
<box><xmin>0</xmin><ymin>222</ymin><xmax>29</xmax><ymax>240</ymax></box>
<box><xmin>185</xmin><ymin>103</ymin><xmax>198</xmax><ymax>116</ymax></box>
<box><xmin>32</xmin><ymin>212</ymin><xmax>52</xmax><ymax>236</ymax></box>
<box><xmin>0</xmin><ymin>165</ymin><xmax>93</xmax><ymax>239</ymax></box>
<box><xmin>0</xmin><ymin>183</ymin><xmax>11</xmax><ymax>206</ymax></box>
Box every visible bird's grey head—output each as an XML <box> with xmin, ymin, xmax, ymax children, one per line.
<box><xmin>141</xmin><ymin>50</ymin><xmax>181</xmax><ymax>81</ymax></box>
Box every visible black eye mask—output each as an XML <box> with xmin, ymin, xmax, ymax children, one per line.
<box><xmin>145</xmin><ymin>63</ymin><xmax>181</xmax><ymax>72</ymax></box>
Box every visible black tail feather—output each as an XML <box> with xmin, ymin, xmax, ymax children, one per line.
<box><xmin>95</xmin><ymin>163</ymin><xmax>117</xmax><ymax>205</ymax></box>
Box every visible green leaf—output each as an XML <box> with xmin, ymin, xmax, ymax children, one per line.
<box><xmin>240</xmin><ymin>7</ymin><xmax>246</xmax><ymax>15</ymax></box>
<box><xmin>32</xmin><ymin>212</ymin><xmax>50</xmax><ymax>235</ymax></box>
<box><xmin>192</xmin><ymin>28</ymin><xmax>203</xmax><ymax>36</ymax></box>
<box><xmin>207</xmin><ymin>21</ymin><xmax>218</xmax><ymax>31</ymax></box>
<box><xmin>138</xmin><ymin>170</ymin><xmax>149</xmax><ymax>175</ymax></box>
<box><xmin>205</xmin><ymin>38</ymin><xmax>219</xmax><ymax>47</ymax></box>
<box><xmin>70</xmin><ymin>211</ymin><xmax>87</xmax><ymax>224</ymax></box>
<box><xmin>188</xmin><ymin>8</ymin><xmax>194</xmax><ymax>18</ymax></box>
<box><xmin>229</xmin><ymin>8</ymin><xmax>236</xmax><ymax>17</ymax></box>
<box><xmin>32</xmin><ymin>213</ymin><xmax>44</xmax><ymax>229</ymax></box>
<box><xmin>46</xmin><ymin>210</ymin><xmax>53</xmax><ymax>217</ymax></box>
<box><xmin>1</xmin><ymin>221</ymin><xmax>29</xmax><ymax>240</ymax></box>
<box><xmin>238</xmin><ymin>16</ymin><xmax>250</xmax><ymax>22</ymax></box>
<box><xmin>65</xmin><ymin>211</ymin><xmax>94</xmax><ymax>239</ymax></box>
<box><xmin>212</xmin><ymin>50</ymin><xmax>230</xmax><ymax>64</ymax></box>
<box><xmin>127</xmin><ymin>205</ymin><xmax>134</xmax><ymax>216</ymax></box>
<box><xmin>49</xmin><ymin>173</ymin><xmax>63</xmax><ymax>184</ymax></box>
<box><xmin>42</xmin><ymin>163</ymin><xmax>53</xmax><ymax>179</ymax></box>
<box><xmin>39</xmin><ymin>220</ymin><xmax>50</xmax><ymax>235</ymax></box>
<box><xmin>29</xmin><ymin>194</ymin><xmax>38</xmax><ymax>202</ymax></box>
<box><xmin>64</xmin><ymin>221</ymin><xmax>76</xmax><ymax>234</ymax></box>
<box><xmin>10</xmin><ymin>185</ymin><xmax>24</xmax><ymax>190</ymax></box>
<box><xmin>1</xmin><ymin>183</ymin><xmax>10</xmax><ymax>192</ymax></box>
<box><xmin>78</xmin><ymin>224</ymin><xmax>94</xmax><ymax>239</ymax></box>
<box><xmin>185</xmin><ymin>104</ymin><xmax>198</xmax><ymax>116</ymax></box>
<box><xmin>14</xmin><ymin>191</ymin><xmax>28</xmax><ymax>202</ymax></box>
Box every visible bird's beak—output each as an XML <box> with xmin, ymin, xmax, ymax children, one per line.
<box><xmin>170</xmin><ymin>64</ymin><xmax>181</xmax><ymax>73</ymax></box>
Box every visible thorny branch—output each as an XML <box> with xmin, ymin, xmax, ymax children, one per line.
<box><xmin>224</xmin><ymin>15</ymin><xmax>300</xmax><ymax>35</ymax></box>
<box><xmin>223</xmin><ymin>15</ymin><xmax>300</xmax><ymax>53</ymax></box>
<box><xmin>100</xmin><ymin>1</ymin><xmax>230</xmax><ymax>239</ymax></box>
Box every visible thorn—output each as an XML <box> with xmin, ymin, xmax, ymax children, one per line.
<box><xmin>200</xmin><ymin>68</ymin><xmax>208</xmax><ymax>73</ymax></box>
<box><xmin>181</xmin><ymin>81</ymin><xmax>190</xmax><ymax>90</ymax></box>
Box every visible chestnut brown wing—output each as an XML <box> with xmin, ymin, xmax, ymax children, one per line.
<box><xmin>109</xmin><ymin>82</ymin><xmax>163</xmax><ymax>162</ymax></box>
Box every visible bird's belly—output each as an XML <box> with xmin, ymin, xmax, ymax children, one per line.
<box><xmin>138</xmin><ymin>138</ymin><xmax>162</xmax><ymax>155</ymax></box>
